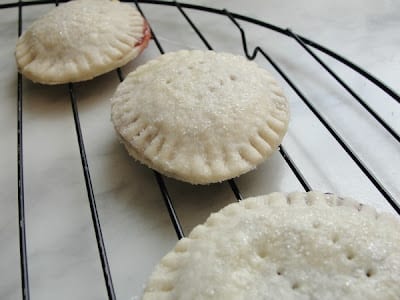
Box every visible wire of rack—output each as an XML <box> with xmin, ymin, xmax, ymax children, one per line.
<box><xmin>1</xmin><ymin>0</ymin><xmax>398</xmax><ymax>299</ymax></box>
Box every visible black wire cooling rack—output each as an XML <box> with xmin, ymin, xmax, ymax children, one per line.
<box><xmin>1</xmin><ymin>0</ymin><xmax>399</xmax><ymax>299</ymax></box>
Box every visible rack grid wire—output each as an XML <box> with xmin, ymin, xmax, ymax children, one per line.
<box><xmin>0</xmin><ymin>0</ymin><xmax>399</xmax><ymax>299</ymax></box>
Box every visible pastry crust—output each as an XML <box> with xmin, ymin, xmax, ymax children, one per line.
<box><xmin>142</xmin><ymin>191</ymin><xmax>400</xmax><ymax>300</ymax></box>
<box><xmin>15</xmin><ymin>0</ymin><xmax>150</xmax><ymax>84</ymax></box>
<box><xmin>111</xmin><ymin>50</ymin><xmax>290</xmax><ymax>184</ymax></box>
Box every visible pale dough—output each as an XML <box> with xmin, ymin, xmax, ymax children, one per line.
<box><xmin>15</xmin><ymin>0</ymin><xmax>150</xmax><ymax>84</ymax></box>
<box><xmin>143</xmin><ymin>191</ymin><xmax>400</xmax><ymax>300</ymax></box>
<box><xmin>111</xmin><ymin>50</ymin><xmax>290</xmax><ymax>184</ymax></box>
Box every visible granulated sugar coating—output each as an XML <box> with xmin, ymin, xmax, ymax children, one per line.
<box><xmin>111</xmin><ymin>50</ymin><xmax>289</xmax><ymax>184</ymax></box>
<box><xmin>142</xmin><ymin>191</ymin><xmax>400</xmax><ymax>300</ymax></box>
<box><xmin>16</xmin><ymin>0</ymin><xmax>150</xmax><ymax>84</ymax></box>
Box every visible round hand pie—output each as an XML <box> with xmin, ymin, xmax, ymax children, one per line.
<box><xmin>143</xmin><ymin>191</ymin><xmax>400</xmax><ymax>299</ymax></box>
<box><xmin>15</xmin><ymin>0</ymin><xmax>150</xmax><ymax>84</ymax></box>
<box><xmin>111</xmin><ymin>50</ymin><xmax>290</xmax><ymax>184</ymax></box>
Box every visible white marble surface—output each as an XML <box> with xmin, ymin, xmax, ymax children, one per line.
<box><xmin>0</xmin><ymin>0</ymin><xmax>399</xmax><ymax>299</ymax></box>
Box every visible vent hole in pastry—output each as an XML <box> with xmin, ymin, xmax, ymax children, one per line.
<box><xmin>346</xmin><ymin>250</ymin><xmax>355</xmax><ymax>260</ymax></box>
<box><xmin>365</xmin><ymin>268</ymin><xmax>375</xmax><ymax>277</ymax></box>
<box><xmin>230</xmin><ymin>74</ymin><xmax>237</xmax><ymax>81</ymax></box>
<box><xmin>256</xmin><ymin>248</ymin><xmax>268</xmax><ymax>258</ymax></box>
<box><xmin>291</xmin><ymin>282</ymin><xmax>300</xmax><ymax>290</ymax></box>
<box><xmin>276</xmin><ymin>267</ymin><xmax>284</xmax><ymax>276</ymax></box>
<box><xmin>166</xmin><ymin>79</ymin><xmax>172</xmax><ymax>84</ymax></box>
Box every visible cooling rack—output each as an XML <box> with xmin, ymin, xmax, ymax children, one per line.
<box><xmin>0</xmin><ymin>0</ymin><xmax>399</xmax><ymax>299</ymax></box>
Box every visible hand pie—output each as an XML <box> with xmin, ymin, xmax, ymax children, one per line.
<box><xmin>15</xmin><ymin>0</ymin><xmax>150</xmax><ymax>84</ymax></box>
<box><xmin>111</xmin><ymin>50</ymin><xmax>290</xmax><ymax>184</ymax></box>
<box><xmin>143</xmin><ymin>191</ymin><xmax>400</xmax><ymax>299</ymax></box>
